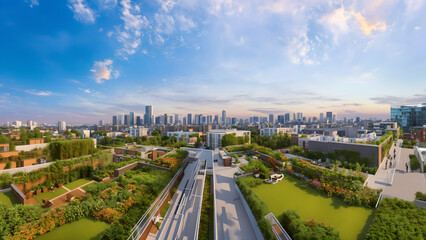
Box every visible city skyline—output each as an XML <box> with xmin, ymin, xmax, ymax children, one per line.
<box><xmin>1</xmin><ymin>0</ymin><xmax>426</xmax><ymax>123</ymax></box>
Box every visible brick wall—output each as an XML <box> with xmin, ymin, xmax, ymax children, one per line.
<box><xmin>0</xmin><ymin>151</ymin><xmax>19</xmax><ymax>158</ymax></box>
<box><xmin>0</xmin><ymin>161</ymin><xmax>16</xmax><ymax>170</ymax></box>
<box><xmin>29</xmin><ymin>138</ymin><xmax>44</xmax><ymax>145</ymax></box>
<box><xmin>20</xmin><ymin>158</ymin><xmax>37</xmax><ymax>167</ymax></box>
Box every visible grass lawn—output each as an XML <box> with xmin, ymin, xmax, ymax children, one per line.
<box><xmin>82</xmin><ymin>182</ymin><xmax>96</xmax><ymax>192</ymax></box>
<box><xmin>253</xmin><ymin>176</ymin><xmax>374</xmax><ymax>240</ymax></box>
<box><xmin>36</xmin><ymin>217</ymin><xmax>109</xmax><ymax>240</ymax></box>
<box><xmin>34</xmin><ymin>187</ymin><xmax>67</xmax><ymax>204</ymax></box>
<box><xmin>64</xmin><ymin>178</ymin><xmax>93</xmax><ymax>190</ymax></box>
<box><xmin>0</xmin><ymin>191</ymin><xmax>20</xmax><ymax>207</ymax></box>
<box><xmin>160</xmin><ymin>202</ymin><xmax>171</xmax><ymax>217</ymax></box>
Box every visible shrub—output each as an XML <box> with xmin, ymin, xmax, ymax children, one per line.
<box><xmin>409</xmin><ymin>154</ymin><xmax>420</xmax><ymax>170</ymax></box>
<box><xmin>415</xmin><ymin>192</ymin><xmax>426</xmax><ymax>201</ymax></box>
<box><xmin>366</xmin><ymin>198</ymin><xmax>426</xmax><ymax>239</ymax></box>
<box><xmin>278</xmin><ymin>210</ymin><xmax>341</xmax><ymax>240</ymax></box>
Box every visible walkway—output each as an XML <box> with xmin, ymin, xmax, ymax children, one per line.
<box><xmin>214</xmin><ymin>150</ymin><xmax>257</xmax><ymax>240</ymax></box>
<box><xmin>367</xmin><ymin>139</ymin><xmax>426</xmax><ymax>201</ymax></box>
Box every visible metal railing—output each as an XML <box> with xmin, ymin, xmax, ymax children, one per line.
<box><xmin>127</xmin><ymin>161</ymin><xmax>186</xmax><ymax>240</ymax></box>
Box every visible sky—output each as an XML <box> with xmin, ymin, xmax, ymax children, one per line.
<box><xmin>0</xmin><ymin>0</ymin><xmax>426</xmax><ymax>124</ymax></box>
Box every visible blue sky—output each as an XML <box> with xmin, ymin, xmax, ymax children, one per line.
<box><xmin>0</xmin><ymin>0</ymin><xmax>425</xmax><ymax>124</ymax></box>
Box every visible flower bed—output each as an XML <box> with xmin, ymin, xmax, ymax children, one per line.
<box><xmin>286</xmin><ymin>161</ymin><xmax>380</xmax><ymax>208</ymax></box>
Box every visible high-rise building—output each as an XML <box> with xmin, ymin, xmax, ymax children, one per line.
<box><xmin>187</xmin><ymin>113</ymin><xmax>192</xmax><ymax>125</ymax></box>
<box><xmin>98</xmin><ymin>120</ymin><xmax>103</xmax><ymax>126</ymax></box>
<box><xmin>14</xmin><ymin>121</ymin><xmax>22</xmax><ymax>127</ymax></box>
<box><xmin>124</xmin><ymin>114</ymin><xmax>130</xmax><ymax>125</ymax></box>
<box><xmin>136</xmin><ymin>116</ymin><xmax>142</xmax><ymax>126</ymax></box>
<box><xmin>129</xmin><ymin>112</ymin><xmax>135</xmax><ymax>126</ymax></box>
<box><xmin>27</xmin><ymin>120</ymin><xmax>33</xmax><ymax>127</ymax></box>
<box><xmin>326</xmin><ymin>112</ymin><xmax>333</xmax><ymax>122</ymax></box>
<box><xmin>145</xmin><ymin>105</ymin><xmax>153</xmax><ymax>125</ymax></box>
<box><xmin>118</xmin><ymin>115</ymin><xmax>125</xmax><ymax>125</ymax></box>
<box><xmin>297</xmin><ymin>112</ymin><xmax>303</xmax><ymax>121</ymax></box>
<box><xmin>284</xmin><ymin>113</ymin><xmax>290</xmax><ymax>123</ymax></box>
<box><xmin>58</xmin><ymin>121</ymin><xmax>66</xmax><ymax>133</ymax></box>
<box><xmin>169</xmin><ymin>116</ymin><xmax>173</xmax><ymax>125</ymax></box>
<box><xmin>222</xmin><ymin>110</ymin><xmax>226</xmax><ymax>125</ymax></box>
<box><xmin>164</xmin><ymin>113</ymin><xmax>169</xmax><ymax>125</ymax></box>
<box><xmin>269</xmin><ymin>114</ymin><xmax>274</xmax><ymax>124</ymax></box>
<box><xmin>292</xmin><ymin>113</ymin><xmax>296</xmax><ymax>121</ymax></box>
<box><xmin>320</xmin><ymin>113</ymin><xmax>324</xmax><ymax>122</ymax></box>
<box><xmin>253</xmin><ymin>116</ymin><xmax>259</xmax><ymax>123</ymax></box>
<box><xmin>183</xmin><ymin>117</ymin><xmax>187</xmax><ymax>125</ymax></box>
<box><xmin>391</xmin><ymin>103</ymin><xmax>426</xmax><ymax>129</ymax></box>
<box><xmin>214</xmin><ymin>115</ymin><xmax>219</xmax><ymax>125</ymax></box>
<box><xmin>112</xmin><ymin>116</ymin><xmax>118</xmax><ymax>125</ymax></box>
<box><xmin>174</xmin><ymin>114</ymin><xmax>179</xmax><ymax>124</ymax></box>
<box><xmin>232</xmin><ymin>117</ymin><xmax>238</xmax><ymax>125</ymax></box>
<box><xmin>277</xmin><ymin>115</ymin><xmax>284</xmax><ymax>124</ymax></box>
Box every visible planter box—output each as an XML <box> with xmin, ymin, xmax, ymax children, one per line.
<box><xmin>36</xmin><ymin>189</ymin><xmax>42</xmax><ymax>195</ymax></box>
<box><xmin>26</xmin><ymin>191</ymin><xmax>33</xmax><ymax>198</ymax></box>
<box><xmin>57</xmin><ymin>183</ymin><xmax>63</xmax><ymax>188</ymax></box>
<box><xmin>43</xmin><ymin>188</ymin><xmax>48</xmax><ymax>193</ymax></box>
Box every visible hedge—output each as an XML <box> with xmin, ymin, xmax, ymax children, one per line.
<box><xmin>236</xmin><ymin>176</ymin><xmax>274</xmax><ymax>239</ymax></box>
<box><xmin>409</xmin><ymin>154</ymin><xmax>420</xmax><ymax>170</ymax></box>
<box><xmin>48</xmin><ymin>139</ymin><xmax>95</xmax><ymax>160</ymax></box>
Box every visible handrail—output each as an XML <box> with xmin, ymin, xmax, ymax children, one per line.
<box><xmin>127</xmin><ymin>160</ymin><xmax>187</xmax><ymax>240</ymax></box>
<box><xmin>194</xmin><ymin>161</ymin><xmax>207</xmax><ymax>240</ymax></box>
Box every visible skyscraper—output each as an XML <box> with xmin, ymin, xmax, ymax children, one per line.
<box><xmin>326</xmin><ymin>112</ymin><xmax>333</xmax><ymax>122</ymax></box>
<box><xmin>112</xmin><ymin>116</ymin><xmax>117</xmax><ymax>125</ymax></box>
<box><xmin>124</xmin><ymin>114</ymin><xmax>130</xmax><ymax>125</ymax></box>
<box><xmin>187</xmin><ymin>113</ymin><xmax>192</xmax><ymax>125</ymax></box>
<box><xmin>277</xmin><ymin>115</ymin><xmax>284</xmax><ymax>124</ymax></box>
<box><xmin>269</xmin><ymin>114</ymin><xmax>274</xmax><ymax>124</ymax></box>
<box><xmin>284</xmin><ymin>113</ymin><xmax>290</xmax><ymax>123</ymax></box>
<box><xmin>129</xmin><ymin>112</ymin><xmax>135</xmax><ymax>126</ymax></box>
<box><xmin>222</xmin><ymin>110</ymin><xmax>226</xmax><ymax>125</ymax></box>
<box><xmin>118</xmin><ymin>115</ymin><xmax>125</xmax><ymax>125</ymax></box>
<box><xmin>320</xmin><ymin>113</ymin><xmax>324</xmax><ymax>122</ymax></box>
<box><xmin>214</xmin><ymin>115</ymin><xmax>219</xmax><ymax>125</ymax></box>
<box><xmin>58</xmin><ymin>121</ymin><xmax>66</xmax><ymax>133</ymax></box>
<box><xmin>145</xmin><ymin>105</ymin><xmax>153</xmax><ymax>125</ymax></box>
<box><xmin>98</xmin><ymin>120</ymin><xmax>103</xmax><ymax>126</ymax></box>
<box><xmin>174</xmin><ymin>114</ymin><xmax>179</xmax><ymax>124</ymax></box>
<box><xmin>297</xmin><ymin>112</ymin><xmax>303</xmax><ymax>121</ymax></box>
<box><xmin>164</xmin><ymin>113</ymin><xmax>169</xmax><ymax>125</ymax></box>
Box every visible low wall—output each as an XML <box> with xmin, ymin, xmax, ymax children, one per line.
<box><xmin>114</xmin><ymin>162</ymin><xmax>139</xmax><ymax>177</ymax></box>
<box><xmin>11</xmin><ymin>184</ymin><xmax>27</xmax><ymax>204</ymax></box>
<box><xmin>414</xmin><ymin>199</ymin><xmax>426</xmax><ymax>208</ymax></box>
<box><xmin>0</xmin><ymin>161</ymin><xmax>17</xmax><ymax>170</ymax></box>
<box><xmin>234</xmin><ymin>182</ymin><xmax>265</xmax><ymax>240</ymax></box>
<box><xmin>20</xmin><ymin>158</ymin><xmax>37</xmax><ymax>167</ymax></box>
<box><xmin>0</xmin><ymin>151</ymin><xmax>19</xmax><ymax>158</ymax></box>
<box><xmin>15</xmin><ymin>143</ymin><xmax>48</xmax><ymax>152</ymax></box>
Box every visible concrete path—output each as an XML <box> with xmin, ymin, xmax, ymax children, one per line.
<box><xmin>367</xmin><ymin>139</ymin><xmax>426</xmax><ymax>201</ymax></box>
<box><xmin>214</xmin><ymin>150</ymin><xmax>257</xmax><ymax>240</ymax></box>
<box><xmin>382</xmin><ymin>147</ymin><xmax>426</xmax><ymax>201</ymax></box>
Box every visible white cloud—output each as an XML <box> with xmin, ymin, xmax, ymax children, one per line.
<box><xmin>115</xmin><ymin>0</ymin><xmax>148</xmax><ymax>58</ymax></box>
<box><xmin>90</xmin><ymin>59</ymin><xmax>119</xmax><ymax>83</ymax></box>
<box><xmin>25</xmin><ymin>90</ymin><xmax>53</xmax><ymax>96</ymax></box>
<box><xmin>414</xmin><ymin>26</ymin><xmax>421</xmax><ymax>31</ymax></box>
<box><xmin>98</xmin><ymin>0</ymin><xmax>117</xmax><ymax>9</ymax></box>
<box><xmin>67</xmin><ymin>0</ymin><xmax>95</xmax><ymax>24</ymax></box>
<box><xmin>107</xmin><ymin>31</ymin><xmax>113</xmax><ymax>37</ymax></box>
<box><xmin>26</xmin><ymin>0</ymin><xmax>39</xmax><ymax>7</ymax></box>
<box><xmin>71</xmin><ymin>79</ymin><xmax>80</xmax><ymax>84</ymax></box>
<box><xmin>175</xmin><ymin>14</ymin><xmax>196</xmax><ymax>32</ymax></box>
<box><xmin>159</xmin><ymin>0</ymin><xmax>176</xmax><ymax>12</ymax></box>
<box><xmin>319</xmin><ymin>6</ymin><xmax>350</xmax><ymax>43</ymax></box>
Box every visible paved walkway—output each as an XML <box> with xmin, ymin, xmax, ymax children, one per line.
<box><xmin>214</xmin><ymin>150</ymin><xmax>257</xmax><ymax>240</ymax></box>
<box><xmin>367</xmin><ymin>140</ymin><xmax>426</xmax><ymax>201</ymax></box>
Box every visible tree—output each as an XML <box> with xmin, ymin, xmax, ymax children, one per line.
<box><xmin>125</xmin><ymin>136</ymin><xmax>134</xmax><ymax>143</ymax></box>
<box><xmin>0</xmin><ymin>135</ymin><xmax>9</xmax><ymax>144</ymax></box>
<box><xmin>221</xmin><ymin>133</ymin><xmax>238</xmax><ymax>147</ymax></box>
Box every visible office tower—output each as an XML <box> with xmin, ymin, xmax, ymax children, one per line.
<box><xmin>326</xmin><ymin>112</ymin><xmax>333</xmax><ymax>122</ymax></box>
<box><xmin>207</xmin><ymin>115</ymin><xmax>212</xmax><ymax>124</ymax></box>
<box><xmin>164</xmin><ymin>113</ymin><xmax>169</xmax><ymax>125</ymax></box>
<box><xmin>58</xmin><ymin>121</ymin><xmax>66</xmax><ymax>133</ymax></box>
<box><xmin>292</xmin><ymin>113</ymin><xmax>296</xmax><ymax>121</ymax></box>
<box><xmin>222</xmin><ymin>110</ymin><xmax>226</xmax><ymax>125</ymax></box>
<box><xmin>391</xmin><ymin>103</ymin><xmax>426</xmax><ymax>129</ymax></box>
<box><xmin>6</xmin><ymin>121</ymin><xmax>10</xmax><ymax>127</ymax></box>
<box><xmin>124</xmin><ymin>114</ymin><xmax>130</xmax><ymax>125</ymax></box>
<box><xmin>98</xmin><ymin>120</ymin><xmax>103</xmax><ymax>126</ymax></box>
<box><xmin>269</xmin><ymin>114</ymin><xmax>274</xmax><ymax>124</ymax></box>
<box><xmin>277</xmin><ymin>115</ymin><xmax>284</xmax><ymax>124</ymax></box>
<box><xmin>249</xmin><ymin>117</ymin><xmax>253</xmax><ymax>124</ymax></box>
<box><xmin>284</xmin><ymin>113</ymin><xmax>290</xmax><ymax>123</ymax></box>
<box><xmin>356</xmin><ymin>116</ymin><xmax>361</xmax><ymax>123</ymax></box>
<box><xmin>136</xmin><ymin>116</ymin><xmax>142</xmax><ymax>126</ymax></box>
<box><xmin>183</xmin><ymin>117</ymin><xmax>187</xmax><ymax>125</ymax></box>
<box><xmin>297</xmin><ymin>112</ymin><xmax>303</xmax><ymax>121</ymax></box>
<box><xmin>332</xmin><ymin>115</ymin><xmax>336</xmax><ymax>123</ymax></box>
<box><xmin>174</xmin><ymin>114</ymin><xmax>179</xmax><ymax>124</ymax></box>
<box><xmin>14</xmin><ymin>121</ymin><xmax>22</xmax><ymax>127</ymax></box>
<box><xmin>260</xmin><ymin>117</ymin><xmax>267</xmax><ymax>124</ymax></box>
<box><xmin>232</xmin><ymin>117</ymin><xmax>238</xmax><ymax>125</ymax></box>
<box><xmin>313</xmin><ymin>117</ymin><xmax>318</xmax><ymax>122</ymax></box>
<box><xmin>343</xmin><ymin>117</ymin><xmax>347</xmax><ymax>123</ymax></box>
<box><xmin>145</xmin><ymin>105</ymin><xmax>153</xmax><ymax>125</ymax></box>
<box><xmin>169</xmin><ymin>116</ymin><xmax>173</xmax><ymax>125</ymax></box>
<box><xmin>253</xmin><ymin>116</ymin><xmax>259</xmax><ymax>123</ymax></box>
<box><xmin>112</xmin><ymin>116</ymin><xmax>117</xmax><ymax>125</ymax></box>
<box><xmin>187</xmin><ymin>113</ymin><xmax>192</xmax><ymax>125</ymax></box>
<box><xmin>214</xmin><ymin>115</ymin><xmax>219</xmax><ymax>125</ymax></box>
<box><xmin>27</xmin><ymin>120</ymin><xmax>33</xmax><ymax>127</ymax></box>
<box><xmin>129</xmin><ymin>112</ymin><xmax>135</xmax><ymax>126</ymax></box>
<box><xmin>320</xmin><ymin>113</ymin><xmax>324</xmax><ymax>122</ymax></box>
<box><xmin>118</xmin><ymin>115</ymin><xmax>125</xmax><ymax>125</ymax></box>
<box><xmin>201</xmin><ymin>116</ymin><xmax>207</xmax><ymax>125</ymax></box>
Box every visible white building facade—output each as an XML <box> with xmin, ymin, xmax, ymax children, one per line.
<box><xmin>206</xmin><ymin>129</ymin><xmax>251</xmax><ymax>149</ymax></box>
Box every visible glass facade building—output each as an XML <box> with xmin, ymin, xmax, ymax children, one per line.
<box><xmin>391</xmin><ymin>103</ymin><xmax>426</xmax><ymax>129</ymax></box>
